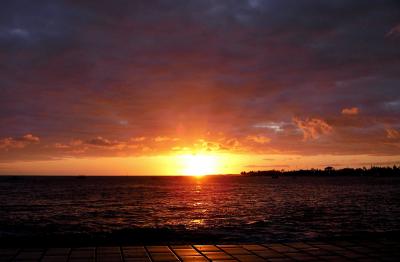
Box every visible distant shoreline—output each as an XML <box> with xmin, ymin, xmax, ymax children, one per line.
<box><xmin>240</xmin><ymin>166</ymin><xmax>400</xmax><ymax>177</ymax></box>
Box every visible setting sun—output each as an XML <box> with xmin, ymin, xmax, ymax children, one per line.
<box><xmin>179</xmin><ymin>154</ymin><xmax>219</xmax><ymax>176</ymax></box>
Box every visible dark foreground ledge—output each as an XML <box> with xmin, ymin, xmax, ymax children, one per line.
<box><xmin>1</xmin><ymin>240</ymin><xmax>400</xmax><ymax>262</ymax></box>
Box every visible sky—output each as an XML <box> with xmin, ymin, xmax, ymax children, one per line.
<box><xmin>0</xmin><ymin>0</ymin><xmax>400</xmax><ymax>175</ymax></box>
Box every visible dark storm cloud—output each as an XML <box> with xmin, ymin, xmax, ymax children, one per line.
<box><xmin>1</xmin><ymin>0</ymin><xmax>400</xmax><ymax>160</ymax></box>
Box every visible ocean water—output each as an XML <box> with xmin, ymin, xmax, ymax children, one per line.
<box><xmin>0</xmin><ymin>175</ymin><xmax>400</xmax><ymax>244</ymax></box>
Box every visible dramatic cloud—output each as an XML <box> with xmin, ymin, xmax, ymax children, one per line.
<box><xmin>293</xmin><ymin>118</ymin><xmax>333</xmax><ymax>140</ymax></box>
<box><xmin>246</xmin><ymin>135</ymin><xmax>271</xmax><ymax>144</ymax></box>
<box><xmin>386</xmin><ymin>128</ymin><xmax>400</xmax><ymax>139</ymax></box>
<box><xmin>0</xmin><ymin>0</ymin><xmax>399</xmax><ymax>163</ymax></box>
<box><xmin>0</xmin><ymin>134</ymin><xmax>40</xmax><ymax>150</ymax></box>
<box><xmin>85</xmin><ymin>137</ymin><xmax>123</xmax><ymax>148</ymax></box>
<box><xmin>341</xmin><ymin>107</ymin><xmax>359</xmax><ymax>115</ymax></box>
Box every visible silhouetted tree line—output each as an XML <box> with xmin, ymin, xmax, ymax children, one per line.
<box><xmin>240</xmin><ymin>165</ymin><xmax>400</xmax><ymax>177</ymax></box>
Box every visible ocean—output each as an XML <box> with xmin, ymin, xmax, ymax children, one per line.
<box><xmin>1</xmin><ymin>175</ymin><xmax>399</xmax><ymax>245</ymax></box>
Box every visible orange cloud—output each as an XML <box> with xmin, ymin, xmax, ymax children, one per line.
<box><xmin>131</xmin><ymin>137</ymin><xmax>146</xmax><ymax>142</ymax></box>
<box><xmin>386</xmin><ymin>128</ymin><xmax>400</xmax><ymax>139</ymax></box>
<box><xmin>341</xmin><ymin>107</ymin><xmax>359</xmax><ymax>115</ymax></box>
<box><xmin>246</xmin><ymin>135</ymin><xmax>271</xmax><ymax>144</ymax></box>
<box><xmin>0</xmin><ymin>134</ymin><xmax>40</xmax><ymax>150</ymax></box>
<box><xmin>293</xmin><ymin>118</ymin><xmax>333</xmax><ymax>140</ymax></box>
<box><xmin>154</xmin><ymin>136</ymin><xmax>179</xmax><ymax>142</ymax></box>
<box><xmin>84</xmin><ymin>137</ymin><xmax>127</xmax><ymax>150</ymax></box>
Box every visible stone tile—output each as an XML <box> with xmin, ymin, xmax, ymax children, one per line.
<box><xmin>217</xmin><ymin>245</ymin><xmax>240</xmax><ymax>248</ymax></box>
<box><xmin>305</xmin><ymin>241</ymin><xmax>326</xmax><ymax>245</ymax></box>
<box><xmin>220</xmin><ymin>248</ymin><xmax>252</xmax><ymax>255</ymax></box>
<box><xmin>0</xmin><ymin>240</ymin><xmax>396</xmax><ymax>262</ymax></box>
<box><xmin>123</xmin><ymin>246</ymin><xmax>146</xmax><ymax>251</ymax></box>
<box><xmin>194</xmin><ymin>245</ymin><xmax>220</xmax><ymax>252</ymax></box>
<box><xmin>124</xmin><ymin>258</ymin><xmax>152</xmax><ymax>262</ymax></box>
<box><xmin>68</xmin><ymin>258</ymin><xmax>95</xmax><ymax>262</ymax></box>
<box><xmin>0</xmin><ymin>249</ymin><xmax>19</xmax><ymax>262</ymax></box>
<box><xmin>334</xmin><ymin>250</ymin><xmax>368</xmax><ymax>259</ymax></box>
<box><xmin>179</xmin><ymin>256</ymin><xmax>209</xmax><ymax>262</ymax></box>
<box><xmin>45</xmin><ymin>248</ymin><xmax>70</xmax><ymax>256</ymax></box>
<box><xmin>123</xmin><ymin>250</ymin><xmax>149</xmax><ymax>258</ymax></box>
<box><xmin>173</xmin><ymin>249</ymin><xmax>202</xmax><ymax>256</ymax></box>
<box><xmin>41</xmin><ymin>256</ymin><xmax>69</xmax><ymax>262</ymax></box>
<box><xmin>265</xmin><ymin>258</ymin><xmax>294</xmax><ymax>262</ymax></box>
<box><xmin>0</xmin><ymin>256</ymin><xmax>16</xmax><ymax>262</ymax></box>
<box><xmin>149</xmin><ymin>252</ymin><xmax>180</xmax><ymax>262</ymax></box>
<box><xmin>284</xmin><ymin>243</ymin><xmax>315</xmax><ymax>251</ymax></box>
<box><xmin>14</xmin><ymin>251</ymin><xmax>44</xmax><ymax>260</ymax></box>
<box><xmin>232</xmin><ymin>254</ymin><xmax>266</xmax><ymax>261</ymax></box>
<box><xmin>70</xmin><ymin>247</ymin><xmax>95</xmax><ymax>256</ymax></box>
<box><xmin>170</xmin><ymin>245</ymin><xmax>193</xmax><ymax>249</ymax></box>
<box><xmin>69</xmin><ymin>249</ymin><xmax>95</xmax><ymax>259</ymax></box>
<box><xmin>98</xmin><ymin>255</ymin><xmax>123</xmax><ymax>261</ymax></box>
<box><xmin>241</xmin><ymin>245</ymin><xmax>268</xmax><ymax>251</ymax></box>
<box><xmin>97</xmin><ymin>246</ymin><xmax>121</xmax><ymax>254</ymax></box>
<box><xmin>317</xmin><ymin>256</ymin><xmax>351</xmax><ymax>262</ymax></box>
<box><xmin>202</xmin><ymin>251</ymin><xmax>234</xmax><ymax>260</ymax></box>
<box><xmin>146</xmin><ymin>246</ymin><xmax>171</xmax><ymax>253</ymax></box>
<box><xmin>211</xmin><ymin>260</ymin><xmax>237</xmax><ymax>262</ymax></box>
<box><xmin>284</xmin><ymin>252</ymin><xmax>316</xmax><ymax>261</ymax></box>
<box><xmin>251</xmin><ymin>250</ymin><xmax>286</xmax><ymax>259</ymax></box>
<box><xmin>21</xmin><ymin>248</ymin><xmax>45</xmax><ymax>253</ymax></box>
<box><xmin>0</xmin><ymin>248</ymin><xmax>19</xmax><ymax>255</ymax></box>
<box><xmin>310</xmin><ymin>244</ymin><xmax>345</xmax><ymax>252</ymax></box>
<box><xmin>265</xmin><ymin>244</ymin><xmax>298</xmax><ymax>253</ymax></box>
<box><xmin>211</xmin><ymin>261</ymin><xmax>237</xmax><ymax>262</ymax></box>
<box><xmin>97</xmin><ymin>254</ymin><xmax>123</xmax><ymax>262</ymax></box>
<box><xmin>304</xmin><ymin>248</ymin><xmax>335</xmax><ymax>257</ymax></box>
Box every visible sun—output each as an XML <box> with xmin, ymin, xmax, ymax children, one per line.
<box><xmin>180</xmin><ymin>154</ymin><xmax>219</xmax><ymax>176</ymax></box>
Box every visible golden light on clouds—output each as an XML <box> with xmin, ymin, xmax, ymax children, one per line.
<box><xmin>0</xmin><ymin>153</ymin><xmax>399</xmax><ymax>176</ymax></box>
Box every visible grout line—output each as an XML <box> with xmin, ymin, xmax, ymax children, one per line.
<box><xmin>190</xmin><ymin>245</ymin><xmax>212</xmax><ymax>261</ymax></box>
<box><xmin>213</xmin><ymin>245</ymin><xmax>239</xmax><ymax>261</ymax></box>
<box><xmin>38</xmin><ymin>248</ymin><xmax>47</xmax><ymax>262</ymax></box>
<box><xmin>167</xmin><ymin>245</ymin><xmax>183</xmax><ymax>262</ymax></box>
<box><xmin>66</xmin><ymin>247</ymin><xmax>72</xmax><ymax>262</ymax></box>
<box><xmin>11</xmin><ymin>248</ymin><xmax>21</xmax><ymax>262</ymax></box>
<box><xmin>143</xmin><ymin>246</ymin><xmax>154</xmax><ymax>262</ymax></box>
<box><xmin>330</xmin><ymin>242</ymin><xmax>375</xmax><ymax>259</ymax></box>
<box><xmin>94</xmin><ymin>246</ymin><xmax>97</xmax><ymax>262</ymax></box>
<box><xmin>260</xmin><ymin>244</ymin><xmax>298</xmax><ymax>261</ymax></box>
<box><xmin>144</xmin><ymin>246</ymin><xmax>153</xmax><ymax>262</ymax></box>
<box><xmin>119</xmin><ymin>246</ymin><xmax>125</xmax><ymax>262</ymax></box>
<box><xmin>240</xmin><ymin>245</ymin><xmax>276</xmax><ymax>261</ymax></box>
<box><xmin>305</xmin><ymin>241</ymin><xmax>361</xmax><ymax>261</ymax></box>
<box><xmin>280</xmin><ymin>242</ymin><xmax>322</xmax><ymax>260</ymax></box>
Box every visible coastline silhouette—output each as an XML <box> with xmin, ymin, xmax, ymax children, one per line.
<box><xmin>241</xmin><ymin>165</ymin><xmax>400</xmax><ymax>177</ymax></box>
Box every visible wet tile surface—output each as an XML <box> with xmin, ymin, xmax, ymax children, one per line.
<box><xmin>1</xmin><ymin>240</ymin><xmax>399</xmax><ymax>261</ymax></box>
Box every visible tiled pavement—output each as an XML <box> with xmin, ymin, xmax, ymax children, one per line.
<box><xmin>1</xmin><ymin>240</ymin><xmax>399</xmax><ymax>262</ymax></box>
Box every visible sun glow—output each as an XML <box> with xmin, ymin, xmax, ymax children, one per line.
<box><xmin>180</xmin><ymin>154</ymin><xmax>219</xmax><ymax>176</ymax></box>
